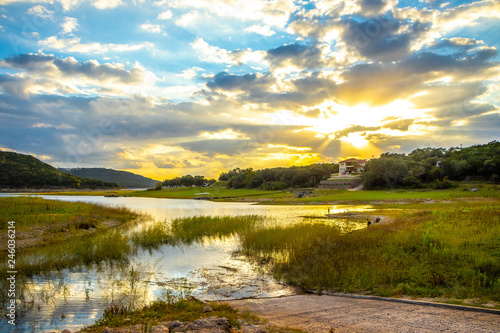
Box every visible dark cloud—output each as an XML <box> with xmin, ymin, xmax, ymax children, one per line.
<box><xmin>334</xmin><ymin>125</ymin><xmax>380</xmax><ymax>139</ymax></box>
<box><xmin>336</xmin><ymin>45</ymin><xmax>498</xmax><ymax>106</ymax></box>
<box><xmin>404</xmin><ymin>48</ymin><xmax>497</xmax><ymax>75</ymax></box>
<box><xmin>357</xmin><ymin>0</ymin><xmax>387</xmax><ymax>15</ymax></box>
<box><xmin>409</xmin><ymin>82</ymin><xmax>485</xmax><ymax>110</ymax></box>
<box><xmin>382</xmin><ymin>119</ymin><xmax>414</xmax><ymax>131</ymax></box>
<box><xmin>0</xmin><ymin>75</ymin><xmax>31</xmax><ymax>99</ymax></box>
<box><xmin>303</xmin><ymin>108</ymin><xmax>321</xmax><ymax>118</ymax></box>
<box><xmin>427</xmin><ymin>113</ymin><xmax>500</xmax><ymax>143</ymax></box>
<box><xmin>178</xmin><ymin>139</ymin><xmax>257</xmax><ymax>157</ymax></box>
<box><xmin>434</xmin><ymin>102</ymin><xmax>497</xmax><ymax>121</ymax></box>
<box><xmin>266</xmin><ymin>43</ymin><xmax>327</xmax><ymax>69</ymax></box>
<box><xmin>2</xmin><ymin>53</ymin><xmax>55</xmax><ymax>70</ymax></box>
<box><xmin>149</xmin><ymin>157</ymin><xmax>199</xmax><ymax>169</ymax></box>
<box><xmin>204</xmin><ymin>71</ymin><xmax>338</xmax><ymax>111</ymax></box>
<box><xmin>53</xmin><ymin>58</ymin><xmax>145</xmax><ymax>84</ymax></box>
<box><xmin>341</xmin><ymin>16</ymin><xmax>430</xmax><ymax>61</ymax></box>
<box><xmin>2</xmin><ymin>53</ymin><xmax>146</xmax><ymax>85</ymax></box>
<box><xmin>206</xmin><ymin>72</ymin><xmax>274</xmax><ymax>92</ymax></box>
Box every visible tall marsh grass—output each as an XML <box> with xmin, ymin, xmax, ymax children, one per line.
<box><xmin>131</xmin><ymin>215</ymin><xmax>264</xmax><ymax>249</ymax></box>
<box><xmin>242</xmin><ymin>203</ymin><xmax>500</xmax><ymax>302</ymax></box>
<box><xmin>0</xmin><ymin>197</ymin><xmax>138</xmax><ymax>230</ymax></box>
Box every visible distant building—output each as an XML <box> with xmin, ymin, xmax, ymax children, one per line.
<box><xmin>339</xmin><ymin>158</ymin><xmax>367</xmax><ymax>175</ymax></box>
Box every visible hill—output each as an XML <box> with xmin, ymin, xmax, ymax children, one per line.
<box><xmin>363</xmin><ymin>140</ymin><xmax>500</xmax><ymax>189</ymax></box>
<box><xmin>0</xmin><ymin>151</ymin><xmax>119</xmax><ymax>189</ymax></box>
<box><xmin>60</xmin><ymin>168</ymin><xmax>159</xmax><ymax>188</ymax></box>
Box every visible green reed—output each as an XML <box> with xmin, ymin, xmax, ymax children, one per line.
<box><xmin>131</xmin><ymin>215</ymin><xmax>264</xmax><ymax>249</ymax></box>
<box><xmin>241</xmin><ymin>203</ymin><xmax>500</xmax><ymax>304</ymax></box>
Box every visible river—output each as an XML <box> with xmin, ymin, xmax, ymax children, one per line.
<box><xmin>1</xmin><ymin>195</ymin><xmax>371</xmax><ymax>332</ymax></box>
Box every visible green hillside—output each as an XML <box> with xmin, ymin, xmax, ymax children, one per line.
<box><xmin>61</xmin><ymin>168</ymin><xmax>159</xmax><ymax>188</ymax></box>
<box><xmin>0</xmin><ymin>151</ymin><xmax>119</xmax><ymax>189</ymax></box>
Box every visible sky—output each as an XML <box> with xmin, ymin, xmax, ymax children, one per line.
<box><xmin>0</xmin><ymin>0</ymin><xmax>499</xmax><ymax>180</ymax></box>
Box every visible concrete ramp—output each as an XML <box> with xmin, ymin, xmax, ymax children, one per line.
<box><xmin>227</xmin><ymin>294</ymin><xmax>500</xmax><ymax>333</ymax></box>
<box><xmin>348</xmin><ymin>183</ymin><xmax>364</xmax><ymax>191</ymax></box>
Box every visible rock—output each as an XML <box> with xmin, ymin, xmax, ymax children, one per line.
<box><xmin>166</xmin><ymin>320</ymin><xmax>188</xmax><ymax>332</ymax></box>
<box><xmin>100</xmin><ymin>329</ymin><xmax>110</xmax><ymax>333</ymax></box>
<box><xmin>61</xmin><ymin>330</ymin><xmax>72</xmax><ymax>333</ymax></box>
<box><xmin>151</xmin><ymin>325</ymin><xmax>168</xmax><ymax>333</ymax></box>
<box><xmin>189</xmin><ymin>317</ymin><xmax>231</xmax><ymax>331</ymax></box>
<box><xmin>203</xmin><ymin>305</ymin><xmax>213</xmax><ymax>313</ymax></box>
<box><xmin>241</xmin><ymin>326</ymin><xmax>267</xmax><ymax>333</ymax></box>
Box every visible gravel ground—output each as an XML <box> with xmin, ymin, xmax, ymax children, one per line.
<box><xmin>227</xmin><ymin>294</ymin><xmax>500</xmax><ymax>332</ymax></box>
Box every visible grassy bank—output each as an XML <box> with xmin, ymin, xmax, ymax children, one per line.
<box><xmin>0</xmin><ymin>197</ymin><xmax>139</xmax><ymax>249</ymax></box>
<box><xmin>82</xmin><ymin>296</ymin><xmax>304</xmax><ymax>333</ymax></box>
<box><xmin>241</xmin><ymin>202</ymin><xmax>500</xmax><ymax>307</ymax></box>
<box><xmin>34</xmin><ymin>182</ymin><xmax>499</xmax><ymax>205</ymax></box>
<box><xmin>3</xmin><ymin>195</ymin><xmax>500</xmax><ymax>312</ymax></box>
<box><xmin>128</xmin><ymin>185</ymin><xmax>499</xmax><ymax>203</ymax></box>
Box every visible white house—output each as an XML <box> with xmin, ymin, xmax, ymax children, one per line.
<box><xmin>339</xmin><ymin>158</ymin><xmax>367</xmax><ymax>175</ymax></box>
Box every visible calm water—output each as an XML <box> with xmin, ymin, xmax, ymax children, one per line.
<box><xmin>1</xmin><ymin>195</ymin><xmax>372</xmax><ymax>332</ymax></box>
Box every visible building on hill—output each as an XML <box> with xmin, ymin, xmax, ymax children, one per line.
<box><xmin>339</xmin><ymin>158</ymin><xmax>367</xmax><ymax>175</ymax></box>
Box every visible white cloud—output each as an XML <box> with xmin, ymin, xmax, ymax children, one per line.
<box><xmin>157</xmin><ymin>10</ymin><xmax>173</xmax><ymax>20</ymax></box>
<box><xmin>176</xmin><ymin>11</ymin><xmax>199</xmax><ymax>27</ymax></box>
<box><xmin>3</xmin><ymin>0</ymin><xmax>124</xmax><ymax>11</ymax></box>
<box><xmin>38</xmin><ymin>36</ymin><xmax>153</xmax><ymax>54</ymax></box>
<box><xmin>167</xmin><ymin>0</ymin><xmax>296</xmax><ymax>28</ymax></box>
<box><xmin>27</xmin><ymin>5</ymin><xmax>54</xmax><ymax>20</ymax></box>
<box><xmin>61</xmin><ymin>17</ymin><xmax>78</xmax><ymax>34</ymax></box>
<box><xmin>191</xmin><ymin>37</ymin><xmax>233</xmax><ymax>64</ymax></box>
<box><xmin>201</xmin><ymin>128</ymin><xmax>249</xmax><ymax>140</ymax></box>
<box><xmin>176</xmin><ymin>67</ymin><xmax>204</xmax><ymax>79</ymax></box>
<box><xmin>92</xmin><ymin>0</ymin><xmax>123</xmax><ymax>9</ymax></box>
<box><xmin>190</xmin><ymin>37</ymin><xmax>266</xmax><ymax>66</ymax></box>
<box><xmin>141</xmin><ymin>21</ymin><xmax>163</xmax><ymax>34</ymax></box>
<box><xmin>245</xmin><ymin>24</ymin><xmax>276</xmax><ymax>36</ymax></box>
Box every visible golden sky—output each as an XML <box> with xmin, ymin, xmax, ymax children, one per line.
<box><xmin>0</xmin><ymin>0</ymin><xmax>499</xmax><ymax>180</ymax></box>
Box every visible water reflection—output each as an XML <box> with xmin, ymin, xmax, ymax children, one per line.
<box><xmin>1</xmin><ymin>196</ymin><xmax>372</xmax><ymax>332</ymax></box>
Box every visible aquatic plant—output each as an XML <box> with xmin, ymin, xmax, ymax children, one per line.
<box><xmin>241</xmin><ymin>203</ymin><xmax>500</xmax><ymax>304</ymax></box>
<box><xmin>131</xmin><ymin>215</ymin><xmax>265</xmax><ymax>249</ymax></box>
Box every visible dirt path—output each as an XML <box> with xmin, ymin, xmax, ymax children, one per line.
<box><xmin>227</xmin><ymin>295</ymin><xmax>500</xmax><ymax>332</ymax></box>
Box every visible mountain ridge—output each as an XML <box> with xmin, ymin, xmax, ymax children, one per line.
<box><xmin>60</xmin><ymin>167</ymin><xmax>160</xmax><ymax>188</ymax></box>
<box><xmin>0</xmin><ymin>151</ymin><xmax>119</xmax><ymax>189</ymax></box>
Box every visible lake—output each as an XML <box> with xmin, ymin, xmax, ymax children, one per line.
<box><xmin>1</xmin><ymin>195</ymin><xmax>371</xmax><ymax>332</ymax></box>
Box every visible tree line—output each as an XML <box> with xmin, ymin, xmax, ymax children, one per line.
<box><xmin>162</xmin><ymin>175</ymin><xmax>216</xmax><ymax>187</ymax></box>
<box><xmin>162</xmin><ymin>163</ymin><xmax>338</xmax><ymax>190</ymax></box>
<box><xmin>363</xmin><ymin>141</ymin><xmax>500</xmax><ymax>189</ymax></box>
<box><xmin>218</xmin><ymin>163</ymin><xmax>338</xmax><ymax>189</ymax></box>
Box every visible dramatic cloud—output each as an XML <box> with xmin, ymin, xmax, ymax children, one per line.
<box><xmin>0</xmin><ymin>0</ymin><xmax>498</xmax><ymax>179</ymax></box>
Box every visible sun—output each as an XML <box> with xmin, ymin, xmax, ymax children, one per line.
<box><xmin>339</xmin><ymin>133</ymin><xmax>369</xmax><ymax>148</ymax></box>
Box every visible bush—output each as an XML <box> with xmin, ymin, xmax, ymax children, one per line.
<box><xmin>431</xmin><ymin>177</ymin><xmax>455</xmax><ymax>189</ymax></box>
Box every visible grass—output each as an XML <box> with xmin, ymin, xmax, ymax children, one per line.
<box><xmin>265</xmin><ymin>186</ymin><xmax>499</xmax><ymax>204</ymax></box>
<box><xmin>3</xmin><ymin>193</ymin><xmax>500</xmax><ymax>320</ymax></box>
<box><xmin>0</xmin><ymin>196</ymin><xmax>139</xmax><ymax>249</ymax></box>
<box><xmin>6</xmin><ymin>229</ymin><xmax>131</xmax><ymax>278</ymax></box>
<box><xmin>131</xmin><ymin>215</ymin><xmax>264</xmax><ymax>249</ymax></box>
<box><xmin>129</xmin><ymin>187</ymin><xmax>289</xmax><ymax>199</ymax></box>
<box><xmin>35</xmin><ymin>182</ymin><xmax>499</xmax><ymax>206</ymax></box>
<box><xmin>240</xmin><ymin>201</ymin><xmax>500</xmax><ymax>306</ymax></box>
<box><xmin>81</xmin><ymin>294</ymin><xmax>305</xmax><ymax>333</ymax></box>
